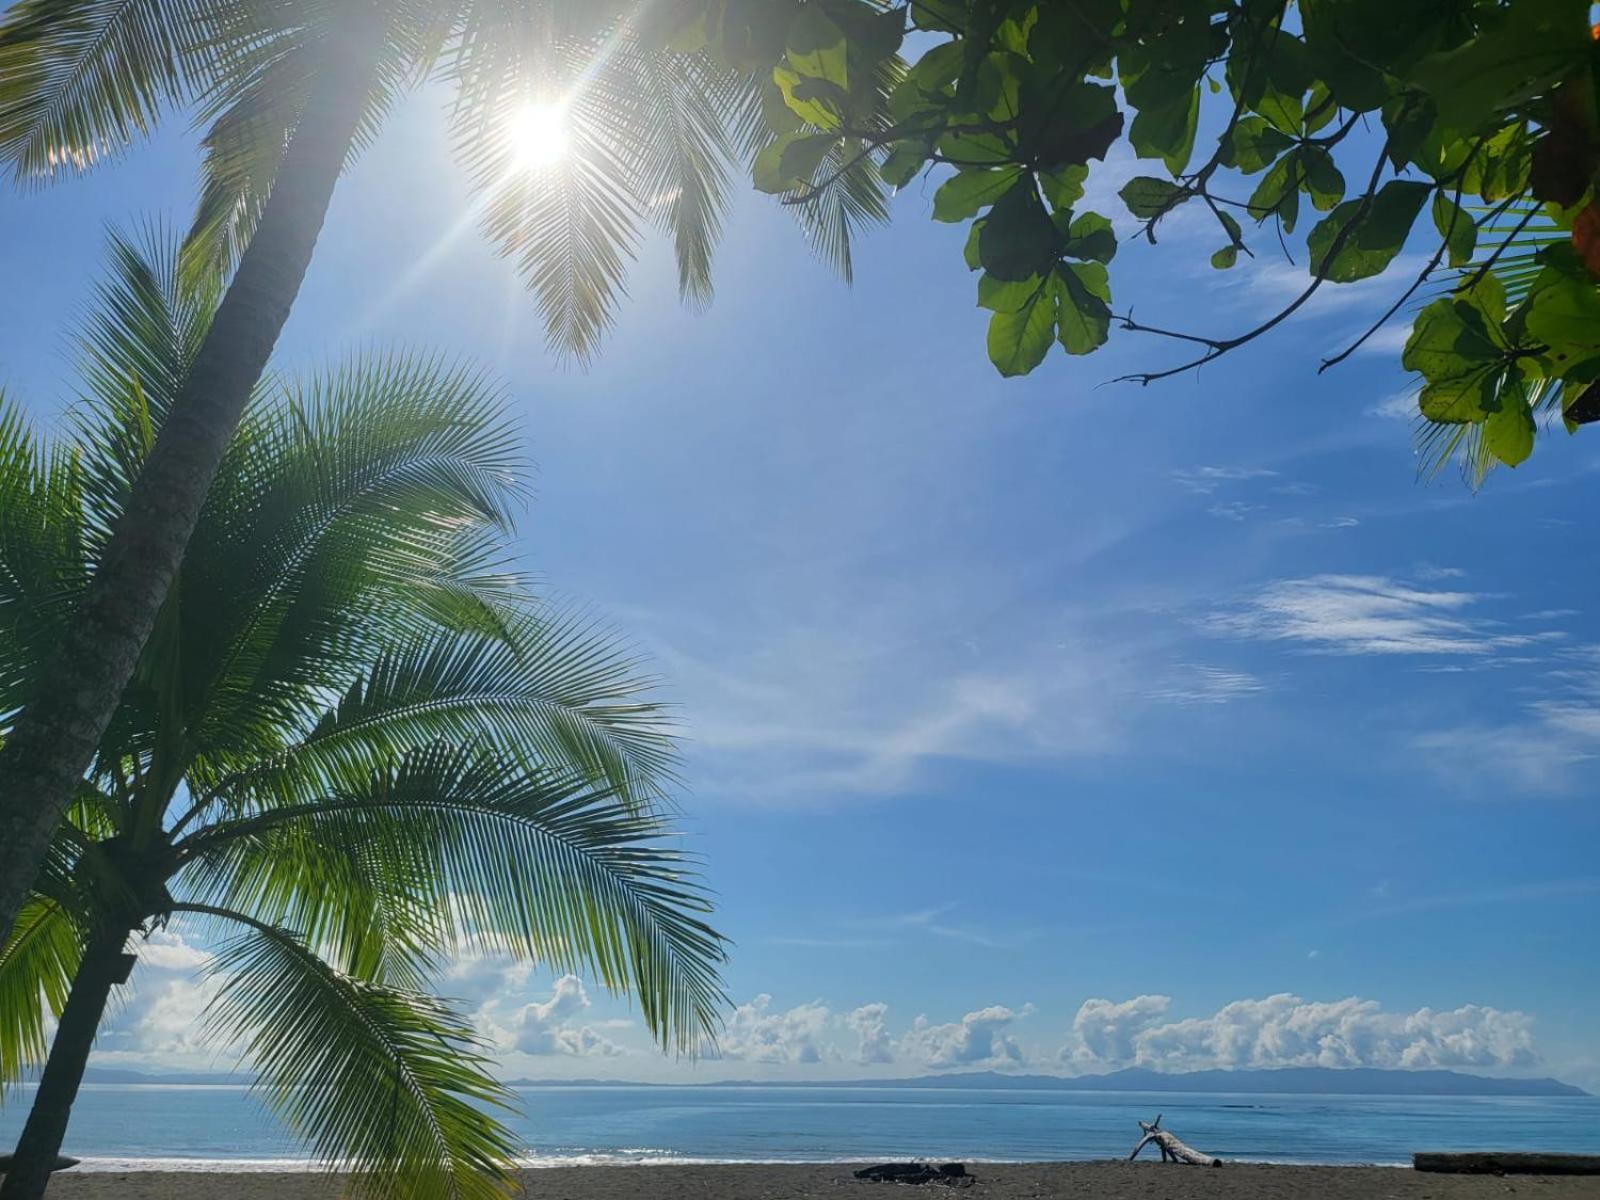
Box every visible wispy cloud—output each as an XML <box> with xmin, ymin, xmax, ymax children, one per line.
<box><xmin>1410</xmin><ymin>647</ymin><xmax>1600</xmax><ymax>790</ymax></box>
<box><xmin>1363</xmin><ymin>878</ymin><xmax>1600</xmax><ymax>918</ymax></box>
<box><xmin>1146</xmin><ymin>663</ymin><xmax>1264</xmax><ymax>706</ymax></box>
<box><xmin>1208</xmin><ymin>574</ymin><xmax>1563</xmax><ymax>657</ymax></box>
<box><xmin>1172</xmin><ymin>465</ymin><xmax>1278</xmax><ymax>495</ymax></box>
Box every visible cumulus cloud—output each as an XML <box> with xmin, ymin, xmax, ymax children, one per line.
<box><xmin>513</xmin><ymin>975</ymin><xmax>624</xmax><ymax>1057</ymax></box>
<box><xmin>901</xmin><ymin>1004</ymin><xmax>1033</xmax><ymax>1070</ymax></box>
<box><xmin>1062</xmin><ymin>994</ymin><xmax>1537</xmax><ymax>1073</ymax></box>
<box><xmin>718</xmin><ymin>995</ymin><xmax>833</xmax><ymax>1064</ymax></box>
<box><xmin>1208</xmin><ymin>574</ymin><xmax>1562</xmax><ymax>656</ymax></box>
<box><xmin>1063</xmin><ymin>995</ymin><xmax>1172</xmax><ymax>1069</ymax></box>
<box><xmin>135</xmin><ymin>930</ymin><xmax>213</xmax><ymax>972</ymax></box>
<box><xmin>847</xmin><ymin>1003</ymin><xmax>894</xmax><ymax>1064</ymax></box>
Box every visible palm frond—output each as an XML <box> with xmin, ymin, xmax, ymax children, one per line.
<box><xmin>446</xmin><ymin>9</ymin><xmax>757</xmax><ymax>360</ymax></box>
<box><xmin>180</xmin><ymin>905</ymin><xmax>516</xmax><ymax>1200</ymax></box>
<box><xmin>200</xmin><ymin>606</ymin><xmax>676</xmax><ymax>822</ymax></box>
<box><xmin>0</xmin><ymin>392</ymin><xmax>88</xmax><ymax>721</ymax></box>
<box><xmin>69</xmin><ymin>224</ymin><xmax>221</xmax><ymax>551</ymax></box>
<box><xmin>99</xmin><ymin>344</ymin><xmax>527</xmax><ymax>780</ymax></box>
<box><xmin>0</xmin><ymin>897</ymin><xmax>83</xmax><ymax>1094</ymax></box>
<box><xmin>0</xmin><ymin>0</ymin><xmax>210</xmax><ymax>178</ymax></box>
<box><xmin>180</xmin><ymin>744</ymin><xmax>726</xmax><ymax>1051</ymax></box>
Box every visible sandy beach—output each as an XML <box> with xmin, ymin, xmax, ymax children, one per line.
<box><xmin>37</xmin><ymin>1162</ymin><xmax>1600</xmax><ymax>1200</ymax></box>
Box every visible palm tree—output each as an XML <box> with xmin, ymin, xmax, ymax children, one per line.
<box><xmin>0</xmin><ymin>230</ymin><xmax>726</xmax><ymax>1200</ymax></box>
<box><xmin>0</xmin><ymin>0</ymin><xmax>892</xmax><ymax>945</ymax></box>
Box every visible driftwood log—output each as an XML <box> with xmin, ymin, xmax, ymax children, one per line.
<box><xmin>0</xmin><ymin>1155</ymin><xmax>78</xmax><ymax>1174</ymax></box>
<box><xmin>1129</xmin><ymin>1115</ymin><xmax>1223</xmax><ymax>1167</ymax></box>
<box><xmin>1414</xmin><ymin>1152</ymin><xmax>1600</xmax><ymax>1175</ymax></box>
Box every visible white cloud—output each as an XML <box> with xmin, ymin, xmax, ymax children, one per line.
<box><xmin>1146</xmin><ymin>664</ymin><xmax>1263</xmax><ymax>706</ymax></box>
<box><xmin>1171</xmin><ymin>466</ymin><xmax>1278</xmax><ymax>495</ymax></box>
<box><xmin>135</xmin><ymin>930</ymin><xmax>213</xmax><ymax>972</ymax></box>
<box><xmin>1207</xmin><ymin>501</ymin><xmax>1261</xmax><ymax>522</ymax></box>
<box><xmin>1063</xmin><ymin>993</ymin><xmax>1538</xmax><ymax>1073</ymax></box>
<box><xmin>901</xmin><ymin>1004</ymin><xmax>1033</xmax><ymax>1070</ymax></box>
<box><xmin>847</xmin><ymin>1003</ymin><xmax>894</xmax><ymax>1064</ymax></box>
<box><xmin>1368</xmin><ymin>390</ymin><xmax>1419</xmax><ymax>421</ymax></box>
<box><xmin>1208</xmin><ymin>574</ymin><xmax>1562</xmax><ymax>656</ymax></box>
<box><xmin>1411</xmin><ymin>646</ymin><xmax>1600</xmax><ymax>791</ymax></box>
<box><xmin>1063</xmin><ymin>995</ymin><xmax>1172</xmax><ymax>1069</ymax></box>
<box><xmin>513</xmin><ymin>975</ymin><xmax>625</xmax><ymax>1058</ymax></box>
<box><xmin>718</xmin><ymin>995</ymin><xmax>833</xmax><ymax>1064</ymax></box>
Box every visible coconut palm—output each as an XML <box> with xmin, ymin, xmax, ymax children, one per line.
<box><xmin>0</xmin><ymin>230</ymin><xmax>726</xmax><ymax>1200</ymax></box>
<box><xmin>0</xmin><ymin>0</ymin><xmax>892</xmax><ymax>947</ymax></box>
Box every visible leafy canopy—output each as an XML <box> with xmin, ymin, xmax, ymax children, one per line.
<box><xmin>647</xmin><ymin>0</ymin><xmax>1600</xmax><ymax>477</ymax></box>
<box><xmin>0</xmin><ymin>230</ymin><xmax>726</xmax><ymax>1198</ymax></box>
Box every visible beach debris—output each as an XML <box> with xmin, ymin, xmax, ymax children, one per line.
<box><xmin>854</xmin><ymin>1162</ymin><xmax>973</xmax><ymax>1187</ymax></box>
<box><xmin>0</xmin><ymin>1155</ymin><xmax>78</xmax><ymax>1174</ymax></box>
<box><xmin>1128</xmin><ymin>1114</ymin><xmax>1223</xmax><ymax>1167</ymax></box>
<box><xmin>1414</xmin><ymin>1152</ymin><xmax>1600</xmax><ymax>1175</ymax></box>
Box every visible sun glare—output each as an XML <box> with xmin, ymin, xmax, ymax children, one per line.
<box><xmin>508</xmin><ymin>102</ymin><xmax>570</xmax><ymax>170</ymax></box>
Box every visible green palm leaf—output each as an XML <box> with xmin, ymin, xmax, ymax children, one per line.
<box><xmin>181</xmin><ymin>743</ymin><xmax>725</xmax><ymax>1050</ymax></box>
<box><xmin>0</xmin><ymin>0</ymin><xmax>208</xmax><ymax>178</ymax></box>
<box><xmin>201</xmin><ymin>607</ymin><xmax>676</xmax><ymax>820</ymax></box>
<box><xmin>0</xmin><ymin>897</ymin><xmax>82</xmax><ymax>1093</ymax></box>
<box><xmin>180</xmin><ymin>905</ymin><xmax>516</xmax><ymax>1200</ymax></box>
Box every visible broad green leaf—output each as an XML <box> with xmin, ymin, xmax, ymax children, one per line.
<box><xmin>978</xmin><ymin>181</ymin><xmax>1060</xmax><ymax>281</ymax></box>
<box><xmin>1484</xmin><ymin>395</ymin><xmax>1536</xmax><ymax>465</ymax></box>
<box><xmin>1524</xmin><ymin>270</ymin><xmax>1600</xmax><ymax>367</ymax></box>
<box><xmin>1307</xmin><ymin>180</ymin><xmax>1430</xmax><ymax>282</ymax></box>
<box><xmin>986</xmin><ymin>284</ymin><xmax>1056</xmax><ymax>376</ymax></box>
<box><xmin>1061</xmin><ymin>211</ymin><xmax>1116</xmax><ymax>264</ymax></box>
<box><xmin>979</xmin><ymin>273</ymin><xmax>1044</xmax><ymax>312</ymax></box>
<box><xmin>1119</xmin><ymin>176</ymin><xmax>1185</xmax><ymax>220</ymax></box>
<box><xmin>1300</xmin><ymin>146</ymin><xmax>1345</xmax><ymax>212</ymax></box>
<box><xmin>1130</xmin><ymin>87</ymin><xmax>1201</xmax><ymax>175</ymax></box>
<box><xmin>963</xmin><ymin>220</ymin><xmax>985</xmax><ymax>270</ymax></box>
<box><xmin>1221</xmin><ymin>117</ymin><xmax>1293</xmax><ymax>173</ymax></box>
<box><xmin>785</xmin><ymin>6</ymin><xmax>849</xmax><ymax>90</ymax></box>
<box><xmin>752</xmin><ymin>132</ymin><xmax>835</xmax><ymax>194</ymax></box>
<box><xmin>1247</xmin><ymin>155</ymin><xmax>1299</xmax><ymax>231</ymax></box>
<box><xmin>879</xmin><ymin>142</ymin><xmax>928</xmax><ymax>189</ymax></box>
<box><xmin>773</xmin><ymin>66</ymin><xmax>846</xmax><ymax>129</ymax></box>
<box><xmin>1408</xmin><ymin>0</ymin><xmax>1588</xmax><ymax>131</ymax></box>
<box><xmin>1053</xmin><ymin>262</ymin><xmax>1111</xmax><ymax>355</ymax></box>
<box><xmin>1463</xmin><ymin>122</ymin><xmax>1534</xmax><ymax>202</ymax></box>
<box><xmin>1403</xmin><ymin>296</ymin><xmax>1507</xmax><ymax>422</ymax></box>
<box><xmin>1430</xmin><ymin>193</ymin><xmax>1477</xmax><ymax>267</ymax></box>
<box><xmin>1039</xmin><ymin>164</ymin><xmax>1088</xmax><ymax>211</ymax></box>
<box><xmin>933</xmin><ymin>167</ymin><xmax>1022</xmax><ymax>223</ymax></box>
<box><xmin>1211</xmin><ymin>246</ymin><xmax>1239</xmax><ymax>269</ymax></box>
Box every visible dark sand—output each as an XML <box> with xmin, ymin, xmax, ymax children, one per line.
<box><xmin>39</xmin><ymin>1162</ymin><xmax>1600</xmax><ymax>1200</ymax></box>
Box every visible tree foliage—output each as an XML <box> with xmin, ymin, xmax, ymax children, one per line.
<box><xmin>0</xmin><ymin>231</ymin><xmax>725</xmax><ymax>1197</ymax></box>
<box><xmin>649</xmin><ymin>0</ymin><xmax>1600</xmax><ymax>476</ymax></box>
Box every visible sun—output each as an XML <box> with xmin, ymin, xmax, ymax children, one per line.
<box><xmin>508</xmin><ymin>102</ymin><xmax>570</xmax><ymax>170</ymax></box>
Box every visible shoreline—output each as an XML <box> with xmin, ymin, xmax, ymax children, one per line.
<box><xmin>34</xmin><ymin>1162</ymin><xmax>1600</xmax><ymax>1200</ymax></box>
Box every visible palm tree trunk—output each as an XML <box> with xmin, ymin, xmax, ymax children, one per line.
<box><xmin>0</xmin><ymin>9</ymin><xmax>384</xmax><ymax>947</ymax></box>
<box><xmin>0</xmin><ymin>924</ymin><xmax>133</xmax><ymax>1200</ymax></box>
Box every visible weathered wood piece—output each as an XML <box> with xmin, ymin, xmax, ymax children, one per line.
<box><xmin>0</xmin><ymin>1155</ymin><xmax>79</xmax><ymax>1174</ymax></box>
<box><xmin>1414</xmin><ymin>1152</ymin><xmax>1600</xmax><ymax>1175</ymax></box>
<box><xmin>1128</xmin><ymin>1115</ymin><xmax>1223</xmax><ymax>1167</ymax></box>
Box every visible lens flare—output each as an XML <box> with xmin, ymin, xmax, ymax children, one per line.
<box><xmin>508</xmin><ymin>102</ymin><xmax>570</xmax><ymax>170</ymax></box>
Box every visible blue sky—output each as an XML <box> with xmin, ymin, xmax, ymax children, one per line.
<box><xmin>3</xmin><ymin>84</ymin><xmax>1598</xmax><ymax>1090</ymax></box>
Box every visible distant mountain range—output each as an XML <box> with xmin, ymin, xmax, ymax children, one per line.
<box><xmin>80</xmin><ymin>1064</ymin><xmax>1588</xmax><ymax>1096</ymax></box>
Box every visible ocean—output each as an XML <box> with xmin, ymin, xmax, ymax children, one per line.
<box><xmin>2</xmin><ymin>1085</ymin><xmax>1597</xmax><ymax>1170</ymax></box>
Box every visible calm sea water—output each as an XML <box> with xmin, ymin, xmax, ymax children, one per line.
<box><xmin>2</xmin><ymin>1085</ymin><xmax>1596</xmax><ymax>1171</ymax></box>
